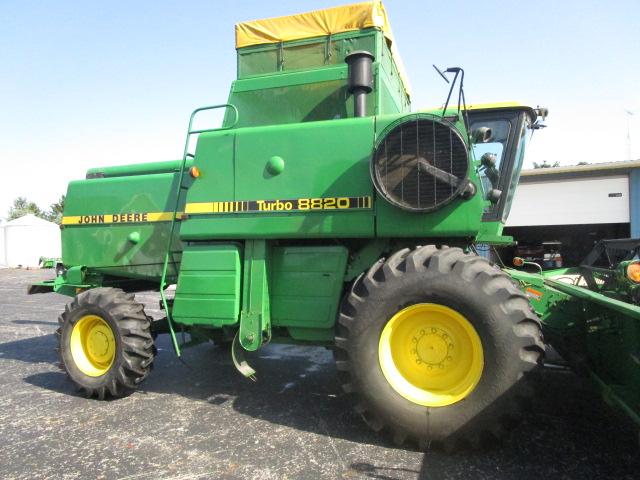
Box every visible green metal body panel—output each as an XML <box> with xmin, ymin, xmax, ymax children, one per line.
<box><xmin>182</xmin><ymin>111</ymin><xmax>484</xmax><ymax>241</ymax></box>
<box><xmin>476</xmin><ymin>221</ymin><xmax>512</xmax><ymax>245</ymax></box>
<box><xmin>229</xmin><ymin>29</ymin><xmax>409</xmax><ymax>129</ymax></box>
<box><xmin>270</xmin><ymin>245</ymin><xmax>348</xmax><ymax>329</ymax></box>
<box><xmin>374</xmin><ymin>187</ymin><xmax>482</xmax><ymax>238</ymax></box>
<box><xmin>87</xmin><ymin>159</ymin><xmax>192</xmax><ymax>178</ymax></box>
<box><xmin>237</xmin><ymin>31</ymin><xmax>377</xmax><ymax>79</ymax></box>
<box><xmin>61</xmin><ymin>169</ymin><xmax>190</xmax><ymax>281</ymax></box>
<box><xmin>182</xmin><ymin>117</ymin><xmax>376</xmax><ymax>240</ymax></box>
<box><xmin>239</xmin><ymin>239</ymin><xmax>271</xmax><ymax>351</ymax></box>
<box><xmin>172</xmin><ymin>244</ymin><xmax>241</xmax><ymax>326</ymax></box>
<box><xmin>170</xmin><ymin>243</ymin><xmax>349</xmax><ymax>346</ymax></box>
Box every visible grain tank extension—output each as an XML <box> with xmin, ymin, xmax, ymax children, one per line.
<box><xmin>30</xmin><ymin>2</ymin><xmax>547</xmax><ymax>449</ymax></box>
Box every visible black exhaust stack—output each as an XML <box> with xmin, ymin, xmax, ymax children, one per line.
<box><xmin>346</xmin><ymin>51</ymin><xmax>374</xmax><ymax>117</ymax></box>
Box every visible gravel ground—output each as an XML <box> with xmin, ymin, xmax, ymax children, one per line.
<box><xmin>0</xmin><ymin>269</ymin><xmax>639</xmax><ymax>479</ymax></box>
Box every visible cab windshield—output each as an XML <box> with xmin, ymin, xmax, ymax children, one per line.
<box><xmin>468</xmin><ymin>109</ymin><xmax>532</xmax><ymax>223</ymax></box>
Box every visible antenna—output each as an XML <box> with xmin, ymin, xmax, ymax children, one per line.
<box><xmin>626</xmin><ymin>109</ymin><xmax>634</xmax><ymax>161</ymax></box>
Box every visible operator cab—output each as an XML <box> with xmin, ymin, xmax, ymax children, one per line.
<box><xmin>466</xmin><ymin>104</ymin><xmax>546</xmax><ymax>223</ymax></box>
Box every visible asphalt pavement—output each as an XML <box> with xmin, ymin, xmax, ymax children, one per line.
<box><xmin>0</xmin><ymin>269</ymin><xmax>639</xmax><ymax>479</ymax></box>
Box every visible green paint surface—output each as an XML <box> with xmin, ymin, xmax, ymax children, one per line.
<box><xmin>53</xmin><ymin>24</ymin><xmax>537</xmax><ymax>348</ymax></box>
<box><xmin>172</xmin><ymin>244</ymin><xmax>241</xmax><ymax>326</ymax></box>
<box><xmin>270</xmin><ymin>245</ymin><xmax>348</xmax><ymax>329</ymax></box>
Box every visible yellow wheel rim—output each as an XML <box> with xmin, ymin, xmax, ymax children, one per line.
<box><xmin>378</xmin><ymin>303</ymin><xmax>484</xmax><ymax>407</ymax></box>
<box><xmin>70</xmin><ymin>314</ymin><xmax>116</xmax><ymax>377</ymax></box>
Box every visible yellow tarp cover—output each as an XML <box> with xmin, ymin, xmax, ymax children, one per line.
<box><xmin>236</xmin><ymin>1</ymin><xmax>391</xmax><ymax>48</ymax></box>
<box><xmin>235</xmin><ymin>1</ymin><xmax>411</xmax><ymax>96</ymax></box>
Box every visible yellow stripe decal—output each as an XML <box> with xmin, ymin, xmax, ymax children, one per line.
<box><xmin>185</xmin><ymin>202</ymin><xmax>213</xmax><ymax>214</ymax></box>
<box><xmin>62</xmin><ymin>211</ymin><xmax>180</xmax><ymax>226</ymax></box>
<box><xmin>63</xmin><ymin>195</ymin><xmax>374</xmax><ymax>225</ymax></box>
<box><xmin>185</xmin><ymin>196</ymin><xmax>373</xmax><ymax>215</ymax></box>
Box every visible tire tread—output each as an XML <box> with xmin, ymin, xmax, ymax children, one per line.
<box><xmin>334</xmin><ymin>245</ymin><xmax>544</xmax><ymax>450</ymax></box>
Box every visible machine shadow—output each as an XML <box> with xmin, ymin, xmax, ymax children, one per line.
<box><xmin>17</xmin><ymin>332</ymin><xmax>391</xmax><ymax>448</ymax></box>
<box><xmin>0</xmin><ymin>333</ymin><xmax>60</xmax><ymax>365</ymax></box>
<box><xmin>413</xmin><ymin>370</ymin><xmax>640</xmax><ymax>480</ymax></box>
<box><xmin>14</xmin><ymin>332</ymin><xmax>640</xmax><ymax>477</ymax></box>
<box><xmin>141</xmin><ymin>337</ymin><xmax>393</xmax><ymax>449</ymax></box>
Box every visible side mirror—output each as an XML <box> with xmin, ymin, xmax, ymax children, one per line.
<box><xmin>472</xmin><ymin>127</ymin><xmax>492</xmax><ymax>143</ymax></box>
<box><xmin>534</xmin><ymin>107</ymin><xmax>549</xmax><ymax>120</ymax></box>
<box><xmin>480</xmin><ymin>153</ymin><xmax>500</xmax><ymax>189</ymax></box>
<box><xmin>480</xmin><ymin>152</ymin><xmax>497</xmax><ymax>168</ymax></box>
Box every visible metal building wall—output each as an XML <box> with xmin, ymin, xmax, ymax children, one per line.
<box><xmin>630</xmin><ymin>169</ymin><xmax>640</xmax><ymax>238</ymax></box>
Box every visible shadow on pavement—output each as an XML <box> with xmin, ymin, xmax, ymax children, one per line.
<box><xmin>0</xmin><ymin>333</ymin><xmax>59</xmax><ymax>365</ymax></box>
<box><xmin>18</xmin><ymin>333</ymin><xmax>391</xmax><ymax>450</ymax></box>
<box><xmin>10</xmin><ymin>331</ymin><xmax>640</xmax><ymax>480</ymax></box>
<box><xmin>12</xmin><ymin>320</ymin><xmax>59</xmax><ymax>326</ymax></box>
<box><xmin>351</xmin><ymin>462</ymin><xmax>421</xmax><ymax>479</ymax></box>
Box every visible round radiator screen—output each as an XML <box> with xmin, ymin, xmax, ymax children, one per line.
<box><xmin>372</xmin><ymin>116</ymin><xmax>469</xmax><ymax>212</ymax></box>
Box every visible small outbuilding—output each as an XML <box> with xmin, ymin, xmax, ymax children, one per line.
<box><xmin>0</xmin><ymin>214</ymin><xmax>61</xmax><ymax>268</ymax></box>
<box><xmin>0</xmin><ymin>219</ymin><xmax>5</xmax><ymax>267</ymax></box>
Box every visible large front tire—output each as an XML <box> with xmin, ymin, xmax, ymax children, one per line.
<box><xmin>334</xmin><ymin>245</ymin><xmax>544</xmax><ymax>449</ymax></box>
<box><xmin>57</xmin><ymin>288</ymin><xmax>155</xmax><ymax>399</ymax></box>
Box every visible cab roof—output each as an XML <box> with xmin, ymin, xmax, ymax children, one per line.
<box><xmin>464</xmin><ymin>102</ymin><xmax>538</xmax><ymax>122</ymax></box>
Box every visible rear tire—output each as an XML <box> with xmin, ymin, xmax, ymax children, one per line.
<box><xmin>57</xmin><ymin>288</ymin><xmax>155</xmax><ymax>399</ymax></box>
<box><xmin>334</xmin><ymin>245</ymin><xmax>544</xmax><ymax>450</ymax></box>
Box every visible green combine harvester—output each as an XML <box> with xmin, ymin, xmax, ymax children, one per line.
<box><xmin>28</xmin><ymin>1</ymin><xmax>639</xmax><ymax>449</ymax></box>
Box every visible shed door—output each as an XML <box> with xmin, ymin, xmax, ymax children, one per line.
<box><xmin>507</xmin><ymin>175</ymin><xmax>629</xmax><ymax>227</ymax></box>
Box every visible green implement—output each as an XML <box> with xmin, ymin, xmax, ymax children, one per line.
<box><xmin>509</xmin><ymin>239</ymin><xmax>640</xmax><ymax>427</ymax></box>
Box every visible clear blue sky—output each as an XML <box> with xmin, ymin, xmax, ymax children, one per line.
<box><xmin>1</xmin><ymin>0</ymin><xmax>639</xmax><ymax>217</ymax></box>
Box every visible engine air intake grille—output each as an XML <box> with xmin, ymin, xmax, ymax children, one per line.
<box><xmin>372</xmin><ymin>116</ymin><xmax>469</xmax><ymax>212</ymax></box>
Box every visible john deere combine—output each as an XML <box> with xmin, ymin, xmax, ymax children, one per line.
<box><xmin>30</xmin><ymin>2</ymin><xmax>549</xmax><ymax>449</ymax></box>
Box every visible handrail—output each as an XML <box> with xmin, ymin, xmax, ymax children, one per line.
<box><xmin>160</xmin><ymin>103</ymin><xmax>239</xmax><ymax>356</ymax></box>
<box><xmin>182</xmin><ymin>104</ymin><xmax>239</xmax><ymax>157</ymax></box>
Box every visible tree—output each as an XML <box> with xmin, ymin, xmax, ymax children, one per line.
<box><xmin>6</xmin><ymin>195</ymin><xmax>65</xmax><ymax>224</ymax></box>
<box><xmin>7</xmin><ymin>197</ymin><xmax>43</xmax><ymax>220</ymax></box>
<box><xmin>44</xmin><ymin>195</ymin><xmax>65</xmax><ymax>224</ymax></box>
<box><xmin>532</xmin><ymin>160</ymin><xmax>560</xmax><ymax>169</ymax></box>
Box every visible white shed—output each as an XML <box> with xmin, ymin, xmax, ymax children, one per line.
<box><xmin>0</xmin><ymin>219</ymin><xmax>5</xmax><ymax>267</ymax></box>
<box><xmin>0</xmin><ymin>214</ymin><xmax>61</xmax><ymax>268</ymax></box>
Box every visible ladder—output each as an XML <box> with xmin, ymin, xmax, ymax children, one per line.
<box><xmin>159</xmin><ymin>104</ymin><xmax>239</xmax><ymax>355</ymax></box>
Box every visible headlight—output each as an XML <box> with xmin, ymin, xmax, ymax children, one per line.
<box><xmin>626</xmin><ymin>262</ymin><xmax>640</xmax><ymax>283</ymax></box>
